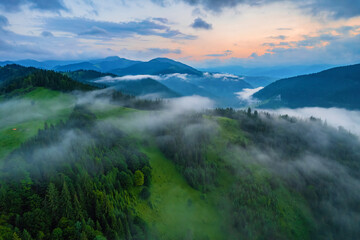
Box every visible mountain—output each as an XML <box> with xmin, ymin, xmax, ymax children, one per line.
<box><xmin>110</xmin><ymin>78</ymin><xmax>180</xmax><ymax>98</ymax></box>
<box><xmin>63</xmin><ymin>70</ymin><xmax>117</xmax><ymax>82</ymax></box>
<box><xmin>253</xmin><ymin>63</ymin><xmax>360</xmax><ymax>109</ymax></box>
<box><xmin>54</xmin><ymin>62</ymin><xmax>98</xmax><ymax>72</ymax></box>
<box><xmin>0</xmin><ymin>59</ymin><xmax>80</xmax><ymax>69</ymax></box>
<box><xmin>54</xmin><ymin>56</ymin><xmax>141</xmax><ymax>72</ymax></box>
<box><xmin>242</xmin><ymin>76</ymin><xmax>277</xmax><ymax>88</ymax></box>
<box><xmin>0</xmin><ymin>64</ymin><xmax>95</xmax><ymax>93</ymax></box>
<box><xmin>90</xmin><ymin>56</ymin><xmax>142</xmax><ymax>72</ymax></box>
<box><xmin>0</xmin><ymin>56</ymin><xmax>141</xmax><ymax>72</ymax></box>
<box><xmin>110</xmin><ymin>58</ymin><xmax>203</xmax><ymax>76</ymax></box>
<box><xmin>159</xmin><ymin>75</ymin><xmax>216</xmax><ymax>99</ymax></box>
<box><xmin>62</xmin><ymin>69</ymin><xmax>180</xmax><ymax>98</ymax></box>
<box><xmin>135</xmin><ymin>73</ymin><xmax>253</xmax><ymax>106</ymax></box>
<box><xmin>0</xmin><ymin>64</ymin><xmax>37</xmax><ymax>86</ymax></box>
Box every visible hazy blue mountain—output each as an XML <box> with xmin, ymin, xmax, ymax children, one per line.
<box><xmin>253</xmin><ymin>63</ymin><xmax>360</xmax><ymax>109</ymax></box>
<box><xmin>54</xmin><ymin>56</ymin><xmax>141</xmax><ymax>72</ymax></box>
<box><xmin>107</xmin><ymin>78</ymin><xmax>180</xmax><ymax>98</ymax></box>
<box><xmin>192</xmin><ymin>74</ymin><xmax>252</xmax><ymax>97</ymax></box>
<box><xmin>63</xmin><ymin>70</ymin><xmax>180</xmax><ymax>98</ymax></box>
<box><xmin>159</xmin><ymin>76</ymin><xmax>215</xmax><ymax>99</ymax></box>
<box><xmin>201</xmin><ymin>64</ymin><xmax>335</xmax><ymax>79</ymax></box>
<box><xmin>90</xmin><ymin>56</ymin><xmax>142</xmax><ymax>72</ymax></box>
<box><xmin>110</xmin><ymin>58</ymin><xmax>203</xmax><ymax>76</ymax></box>
<box><xmin>157</xmin><ymin>73</ymin><xmax>252</xmax><ymax>106</ymax></box>
<box><xmin>0</xmin><ymin>56</ymin><xmax>141</xmax><ymax>72</ymax></box>
<box><xmin>54</xmin><ymin>62</ymin><xmax>98</xmax><ymax>72</ymax></box>
<box><xmin>243</xmin><ymin>76</ymin><xmax>277</xmax><ymax>88</ymax></box>
<box><xmin>63</xmin><ymin>70</ymin><xmax>117</xmax><ymax>82</ymax></box>
<box><xmin>0</xmin><ymin>59</ymin><xmax>80</xmax><ymax>69</ymax></box>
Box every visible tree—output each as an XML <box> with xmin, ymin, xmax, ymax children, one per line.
<box><xmin>46</xmin><ymin>183</ymin><xmax>59</xmax><ymax>219</ymax></box>
<box><xmin>13</xmin><ymin>233</ymin><xmax>21</xmax><ymax>240</ymax></box>
<box><xmin>247</xmin><ymin>107</ymin><xmax>252</xmax><ymax>116</ymax></box>
<box><xmin>22</xmin><ymin>230</ymin><xmax>32</xmax><ymax>240</ymax></box>
<box><xmin>134</xmin><ymin>170</ymin><xmax>144</xmax><ymax>186</ymax></box>
<box><xmin>142</xmin><ymin>166</ymin><xmax>152</xmax><ymax>186</ymax></box>
<box><xmin>60</xmin><ymin>181</ymin><xmax>72</xmax><ymax>218</ymax></box>
<box><xmin>119</xmin><ymin>171</ymin><xmax>133</xmax><ymax>189</ymax></box>
<box><xmin>51</xmin><ymin>228</ymin><xmax>63</xmax><ymax>240</ymax></box>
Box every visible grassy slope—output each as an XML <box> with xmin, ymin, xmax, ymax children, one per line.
<box><xmin>88</xmin><ymin>102</ymin><xmax>226</xmax><ymax>239</ymax></box>
<box><xmin>91</xmin><ymin>105</ymin><xmax>226</xmax><ymax>239</ymax></box>
<box><xmin>136</xmin><ymin>146</ymin><xmax>226</xmax><ymax>240</ymax></box>
<box><xmin>0</xmin><ymin>87</ymin><xmax>75</xmax><ymax>161</ymax></box>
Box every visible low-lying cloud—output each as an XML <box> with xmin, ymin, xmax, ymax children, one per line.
<box><xmin>264</xmin><ymin>107</ymin><xmax>360</xmax><ymax>137</ymax></box>
<box><xmin>235</xmin><ymin>87</ymin><xmax>263</xmax><ymax>104</ymax></box>
<box><xmin>94</xmin><ymin>73</ymin><xmax>190</xmax><ymax>83</ymax></box>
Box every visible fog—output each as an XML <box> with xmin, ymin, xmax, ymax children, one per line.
<box><xmin>94</xmin><ymin>73</ymin><xmax>190</xmax><ymax>83</ymax></box>
<box><xmin>0</xmin><ymin>97</ymin><xmax>74</xmax><ymax>129</ymax></box>
<box><xmin>263</xmin><ymin>107</ymin><xmax>360</xmax><ymax>137</ymax></box>
<box><xmin>235</xmin><ymin>87</ymin><xmax>263</xmax><ymax>104</ymax></box>
<box><xmin>2</xmin><ymin>88</ymin><xmax>360</xmax><ymax>238</ymax></box>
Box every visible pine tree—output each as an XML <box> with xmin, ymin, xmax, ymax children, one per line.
<box><xmin>60</xmin><ymin>181</ymin><xmax>73</xmax><ymax>218</ymax></box>
<box><xmin>46</xmin><ymin>183</ymin><xmax>59</xmax><ymax>219</ymax></box>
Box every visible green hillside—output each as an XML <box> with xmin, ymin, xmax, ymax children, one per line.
<box><xmin>0</xmin><ymin>67</ymin><xmax>359</xmax><ymax>240</ymax></box>
<box><xmin>0</xmin><ymin>88</ymin><xmax>75</xmax><ymax>160</ymax></box>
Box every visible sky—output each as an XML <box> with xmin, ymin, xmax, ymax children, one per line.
<box><xmin>0</xmin><ymin>0</ymin><xmax>359</xmax><ymax>68</ymax></box>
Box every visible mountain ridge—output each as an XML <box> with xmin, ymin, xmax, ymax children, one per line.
<box><xmin>254</xmin><ymin>63</ymin><xmax>360</xmax><ymax>109</ymax></box>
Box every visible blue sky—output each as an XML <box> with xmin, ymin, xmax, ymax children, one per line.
<box><xmin>0</xmin><ymin>0</ymin><xmax>359</xmax><ymax>68</ymax></box>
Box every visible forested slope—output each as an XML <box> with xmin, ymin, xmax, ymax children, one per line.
<box><xmin>0</xmin><ymin>67</ymin><xmax>359</xmax><ymax>240</ymax></box>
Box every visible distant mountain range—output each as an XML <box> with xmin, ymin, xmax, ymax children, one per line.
<box><xmin>54</xmin><ymin>57</ymin><xmax>142</xmax><ymax>73</ymax></box>
<box><xmin>2</xmin><ymin>61</ymin><xmax>360</xmax><ymax>109</ymax></box>
<box><xmin>0</xmin><ymin>56</ymin><xmax>201</xmax><ymax>76</ymax></box>
<box><xmin>254</xmin><ymin>63</ymin><xmax>360</xmax><ymax>109</ymax></box>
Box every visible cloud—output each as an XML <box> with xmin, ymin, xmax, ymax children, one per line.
<box><xmin>146</xmin><ymin>48</ymin><xmax>182</xmax><ymax>54</ymax></box>
<box><xmin>45</xmin><ymin>17</ymin><xmax>197</xmax><ymax>40</ymax></box>
<box><xmin>0</xmin><ymin>15</ymin><xmax>9</xmax><ymax>27</ymax></box>
<box><xmin>0</xmin><ymin>0</ymin><xmax>67</xmax><ymax>12</ymax></box>
<box><xmin>269</xmin><ymin>35</ymin><xmax>287</xmax><ymax>40</ymax></box>
<box><xmin>79</xmin><ymin>26</ymin><xmax>109</xmax><ymax>36</ymax></box>
<box><xmin>235</xmin><ymin>87</ymin><xmax>263</xmax><ymax>104</ymax></box>
<box><xmin>206</xmin><ymin>50</ymin><xmax>232</xmax><ymax>57</ymax></box>
<box><xmin>277</xmin><ymin>27</ymin><xmax>292</xmax><ymax>31</ymax></box>
<box><xmin>204</xmin><ymin>72</ymin><xmax>241</xmax><ymax>79</ymax></box>
<box><xmin>41</xmin><ymin>31</ymin><xmax>54</xmax><ymax>37</ymax></box>
<box><xmin>94</xmin><ymin>75</ymin><xmax>162</xmax><ymax>83</ymax></box>
<box><xmin>190</xmin><ymin>17</ymin><xmax>212</xmax><ymax>30</ymax></box>
<box><xmin>94</xmin><ymin>73</ymin><xmax>189</xmax><ymax>84</ymax></box>
<box><xmin>303</xmin><ymin>0</ymin><xmax>360</xmax><ymax>19</ymax></box>
<box><xmin>154</xmin><ymin>0</ymin><xmax>360</xmax><ymax>19</ymax></box>
<box><xmin>264</xmin><ymin>107</ymin><xmax>360</xmax><ymax>138</ymax></box>
<box><xmin>205</xmin><ymin>27</ymin><xmax>360</xmax><ymax>67</ymax></box>
<box><xmin>262</xmin><ymin>42</ymin><xmax>290</xmax><ymax>47</ymax></box>
<box><xmin>152</xmin><ymin>17</ymin><xmax>169</xmax><ymax>24</ymax></box>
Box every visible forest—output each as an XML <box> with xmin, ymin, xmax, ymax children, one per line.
<box><xmin>0</xmin><ymin>66</ymin><xmax>359</xmax><ymax>240</ymax></box>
